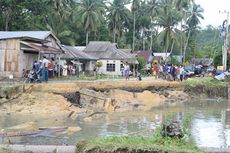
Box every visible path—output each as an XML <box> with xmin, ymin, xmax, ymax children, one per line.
<box><xmin>0</xmin><ymin>144</ymin><xmax>76</xmax><ymax>153</ymax></box>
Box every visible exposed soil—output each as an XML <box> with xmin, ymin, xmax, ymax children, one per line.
<box><xmin>184</xmin><ymin>84</ymin><xmax>228</xmax><ymax>98</ymax></box>
<box><xmin>0</xmin><ymin>81</ymin><xmax>189</xmax><ymax>116</ymax></box>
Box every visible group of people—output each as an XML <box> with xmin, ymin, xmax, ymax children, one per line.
<box><xmin>30</xmin><ymin>56</ymin><xmax>55</xmax><ymax>83</ymax></box>
<box><xmin>152</xmin><ymin>63</ymin><xmax>186</xmax><ymax>81</ymax></box>
<box><xmin>24</xmin><ymin>56</ymin><xmax>78</xmax><ymax>83</ymax></box>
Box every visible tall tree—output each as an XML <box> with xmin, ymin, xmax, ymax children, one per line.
<box><xmin>147</xmin><ymin>0</ymin><xmax>159</xmax><ymax>51</ymax></box>
<box><xmin>131</xmin><ymin>0</ymin><xmax>140</xmax><ymax>51</ymax></box>
<box><xmin>77</xmin><ymin>0</ymin><xmax>105</xmax><ymax>45</ymax></box>
<box><xmin>174</xmin><ymin>0</ymin><xmax>193</xmax><ymax>62</ymax></box>
<box><xmin>156</xmin><ymin>0</ymin><xmax>182</xmax><ymax>57</ymax></box>
<box><xmin>183</xmin><ymin>2</ymin><xmax>204</xmax><ymax>61</ymax></box>
<box><xmin>107</xmin><ymin>0</ymin><xmax>130</xmax><ymax>43</ymax></box>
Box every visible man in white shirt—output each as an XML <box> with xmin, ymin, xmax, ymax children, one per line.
<box><xmin>41</xmin><ymin>56</ymin><xmax>50</xmax><ymax>82</ymax></box>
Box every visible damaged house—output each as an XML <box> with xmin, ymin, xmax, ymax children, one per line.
<box><xmin>0</xmin><ymin>31</ymin><xmax>63</xmax><ymax>77</ymax></box>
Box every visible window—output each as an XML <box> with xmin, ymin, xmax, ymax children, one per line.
<box><xmin>120</xmin><ymin>64</ymin><xmax>124</xmax><ymax>71</ymax></box>
<box><xmin>106</xmin><ymin>63</ymin><xmax>115</xmax><ymax>72</ymax></box>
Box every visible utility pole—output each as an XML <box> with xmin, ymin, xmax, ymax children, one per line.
<box><xmin>225</xmin><ymin>11</ymin><xmax>229</xmax><ymax>71</ymax></box>
<box><xmin>220</xmin><ymin>10</ymin><xmax>229</xmax><ymax>71</ymax></box>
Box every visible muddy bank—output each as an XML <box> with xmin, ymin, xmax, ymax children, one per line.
<box><xmin>1</xmin><ymin>79</ymin><xmax>227</xmax><ymax>117</ymax></box>
<box><xmin>0</xmin><ymin>85</ymin><xmax>24</xmax><ymax>99</ymax></box>
<box><xmin>182</xmin><ymin>78</ymin><xmax>230</xmax><ymax>99</ymax></box>
<box><xmin>184</xmin><ymin>83</ymin><xmax>229</xmax><ymax>99</ymax></box>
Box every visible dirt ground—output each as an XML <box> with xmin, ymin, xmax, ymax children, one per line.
<box><xmin>0</xmin><ymin>80</ymin><xmax>186</xmax><ymax>116</ymax></box>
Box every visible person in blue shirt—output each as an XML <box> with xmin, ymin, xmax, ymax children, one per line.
<box><xmin>163</xmin><ymin>64</ymin><xmax>168</xmax><ymax>80</ymax></box>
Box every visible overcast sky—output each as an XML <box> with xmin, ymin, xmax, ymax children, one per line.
<box><xmin>195</xmin><ymin>0</ymin><xmax>230</xmax><ymax>28</ymax></box>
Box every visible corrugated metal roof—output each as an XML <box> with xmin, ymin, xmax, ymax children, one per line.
<box><xmin>20</xmin><ymin>41</ymin><xmax>62</xmax><ymax>54</ymax></box>
<box><xmin>84</xmin><ymin>41</ymin><xmax>117</xmax><ymax>52</ymax></box>
<box><xmin>0</xmin><ymin>31</ymin><xmax>54</xmax><ymax>40</ymax></box>
<box><xmin>83</xmin><ymin>41</ymin><xmax>137</xmax><ymax>63</ymax></box>
<box><xmin>62</xmin><ymin>46</ymin><xmax>98</xmax><ymax>60</ymax></box>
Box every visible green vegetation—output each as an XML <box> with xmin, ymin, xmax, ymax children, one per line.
<box><xmin>0</xmin><ymin>148</ymin><xmax>13</xmax><ymax>153</ymax></box>
<box><xmin>50</xmin><ymin>74</ymin><xmax>123</xmax><ymax>81</ymax></box>
<box><xmin>183</xmin><ymin>77</ymin><xmax>229</xmax><ymax>98</ymax></box>
<box><xmin>76</xmin><ymin>135</ymin><xmax>203</xmax><ymax>153</ymax></box>
<box><xmin>76</xmin><ymin>113</ymin><xmax>203</xmax><ymax>153</ymax></box>
<box><xmin>0</xmin><ymin>0</ymin><xmax>207</xmax><ymax>62</ymax></box>
<box><xmin>183</xmin><ymin>77</ymin><xmax>229</xmax><ymax>88</ymax></box>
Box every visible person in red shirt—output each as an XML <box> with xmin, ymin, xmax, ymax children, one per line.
<box><xmin>153</xmin><ymin>63</ymin><xmax>157</xmax><ymax>79</ymax></box>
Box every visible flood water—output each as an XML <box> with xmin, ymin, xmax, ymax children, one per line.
<box><xmin>0</xmin><ymin>99</ymin><xmax>230</xmax><ymax>149</ymax></box>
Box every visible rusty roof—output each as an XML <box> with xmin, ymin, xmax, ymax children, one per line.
<box><xmin>20</xmin><ymin>41</ymin><xmax>62</xmax><ymax>54</ymax></box>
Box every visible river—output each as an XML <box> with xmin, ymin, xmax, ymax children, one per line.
<box><xmin>0</xmin><ymin>99</ymin><xmax>229</xmax><ymax>149</ymax></box>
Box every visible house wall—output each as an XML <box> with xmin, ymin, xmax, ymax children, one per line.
<box><xmin>98</xmin><ymin>59</ymin><xmax>122</xmax><ymax>75</ymax></box>
<box><xmin>86</xmin><ymin>61</ymin><xmax>96</xmax><ymax>71</ymax></box>
<box><xmin>20</xmin><ymin>51</ymin><xmax>38</xmax><ymax>72</ymax></box>
<box><xmin>0</xmin><ymin>39</ymin><xmax>20</xmax><ymax>77</ymax></box>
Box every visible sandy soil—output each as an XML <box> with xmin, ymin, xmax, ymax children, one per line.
<box><xmin>0</xmin><ymin>80</ymin><xmax>186</xmax><ymax>117</ymax></box>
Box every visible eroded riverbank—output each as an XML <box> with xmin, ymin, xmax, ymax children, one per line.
<box><xmin>0</xmin><ymin>79</ymin><xmax>230</xmax><ymax>152</ymax></box>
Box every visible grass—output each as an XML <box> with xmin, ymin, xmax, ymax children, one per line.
<box><xmin>77</xmin><ymin>133</ymin><xmax>203</xmax><ymax>153</ymax></box>
<box><xmin>76</xmin><ymin>113</ymin><xmax>203</xmax><ymax>153</ymax></box>
<box><xmin>50</xmin><ymin>74</ymin><xmax>124</xmax><ymax>81</ymax></box>
<box><xmin>183</xmin><ymin>77</ymin><xmax>229</xmax><ymax>87</ymax></box>
<box><xmin>182</xmin><ymin>77</ymin><xmax>229</xmax><ymax>98</ymax></box>
<box><xmin>0</xmin><ymin>148</ymin><xmax>14</xmax><ymax>153</ymax></box>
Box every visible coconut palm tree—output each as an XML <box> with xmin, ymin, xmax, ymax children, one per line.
<box><xmin>132</xmin><ymin>0</ymin><xmax>140</xmax><ymax>51</ymax></box>
<box><xmin>156</xmin><ymin>0</ymin><xmax>182</xmax><ymax>56</ymax></box>
<box><xmin>107</xmin><ymin>0</ymin><xmax>130</xmax><ymax>43</ymax></box>
<box><xmin>77</xmin><ymin>0</ymin><xmax>105</xmax><ymax>45</ymax></box>
<box><xmin>46</xmin><ymin>0</ymin><xmax>75</xmax><ymax>45</ymax></box>
<box><xmin>183</xmin><ymin>2</ymin><xmax>204</xmax><ymax>61</ymax></box>
<box><xmin>174</xmin><ymin>0</ymin><xmax>194</xmax><ymax>62</ymax></box>
<box><xmin>147</xmin><ymin>0</ymin><xmax>159</xmax><ymax>51</ymax></box>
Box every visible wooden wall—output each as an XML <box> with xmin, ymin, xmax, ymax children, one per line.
<box><xmin>0</xmin><ymin>39</ymin><xmax>20</xmax><ymax>77</ymax></box>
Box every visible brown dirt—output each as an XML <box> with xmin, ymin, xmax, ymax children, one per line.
<box><xmin>0</xmin><ymin>80</ymin><xmax>186</xmax><ymax>118</ymax></box>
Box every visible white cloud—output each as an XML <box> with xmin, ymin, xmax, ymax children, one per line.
<box><xmin>195</xmin><ymin>0</ymin><xmax>230</xmax><ymax>28</ymax></box>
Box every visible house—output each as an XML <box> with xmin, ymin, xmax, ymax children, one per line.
<box><xmin>136</xmin><ymin>51</ymin><xmax>163</xmax><ymax>64</ymax></box>
<box><xmin>0</xmin><ymin>31</ymin><xmax>63</xmax><ymax>77</ymax></box>
<box><xmin>83</xmin><ymin>41</ymin><xmax>137</xmax><ymax>76</ymax></box>
<box><xmin>151</xmin><ymin>52</ymin><xmax>171</xmax><ymax>62</ymax></box>
<box><xmin>61</xmin><ymin>46</ymin><xmax>98</xmax><ymax>74</ymax></box>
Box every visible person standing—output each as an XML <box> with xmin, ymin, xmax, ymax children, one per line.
<box><xmin>48</xmin><ymin>58</ymin><xmax>55</xmax><ymax>78</ymax></box>
<box><xmin>163</xmin><ymin>64</ymin><xmax>168</xmax><ymax>80</ymax></box>
<box><xmin>34</xmin><ymin>60</ymin><xmax>41</xmax><ymax>81</ymax></box>
<box><xmin>179</xmin><ymin>66</ymin><xmax>184</xmax><ymax>81</ymax></box>
<box><xmin>63</xmin><ymin>63</ymin><xmax>68</xmax><ymax>77</ymax></box>
<box><xmin>124</xmin><ymin>63</ymin><xmax>130</xmax><ymax>80</ymax></box>
<box><xmin>153</xmin><ymin>63</ymin><xmax>157</xmax><ymax>79</ymax></box>
<box><xmin>169</xmin><ymin>64</ymin><xmax>174</xmax><ymax>81</ymax></box>
<box><xmin>42</xmin><ymin>56</ymin><xmax>50</xmax><ymax>83</ymax></box>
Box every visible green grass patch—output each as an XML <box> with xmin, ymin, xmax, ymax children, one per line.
<box><xmin>183</xmin><ymin>77</ymin><xmax>229</xmax><ymax>88</ymax></box>
<box><xmin>50</xmin><ymin>74</ymin><xmax>124</xmax><ymax>81</ymax></box>
<box><xmin>183</xmin><ymin>77</ymin><xmax>229</xmax><ymax>98</ymax></box>
<box><xmin>76</xmin><ymin>134</ymin><xmax>203</xmax><ymax>153</ymax></box>
<box><xmin>76</xmin><ymin>114</ymin><xmax>203</xmax><ymax>153</ymax></box>
<box><xmin>0</xmin><ymin>148</ymin><xmax>14</xmax><ymax>153</ymax></box>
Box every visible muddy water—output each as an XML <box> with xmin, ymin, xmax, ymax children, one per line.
<box><xmin>0</xmin><ymin>99</ymin><xmax>230</xmax><ymax>149</ymax></box>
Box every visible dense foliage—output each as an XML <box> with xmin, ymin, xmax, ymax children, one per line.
<box><xmin>0</xmin><ymin>0</ymin><xmax>218</xmax><ymax>62</ymax></box>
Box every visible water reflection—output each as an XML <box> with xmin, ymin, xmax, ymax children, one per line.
<box><xmin>0</xmin><ymin>99</ymin><xmax>230</xmax><ymax>149</ymax></box>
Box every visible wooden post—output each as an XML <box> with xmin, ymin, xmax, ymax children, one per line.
<box><xmin>58</xmin><ymin>54</ymin><xmax>61</xmax><ymax>77</ymax></box>
<box><xmin>228</xmin><ymin>87</ymin><xmax>230</xmax><ymax>100</ymax></box>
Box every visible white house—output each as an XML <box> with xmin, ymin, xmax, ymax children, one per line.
<box><xmin>83</xmin><ymin>41</ymin><xmax>137</xmax><ymax>76</ymax></box>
